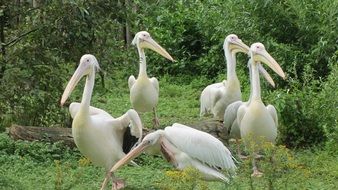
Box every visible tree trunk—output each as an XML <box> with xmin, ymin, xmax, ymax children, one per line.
<box><xmin>8</xmin><ymin>124</ymin><xmax>76</xmax><ymax>148</ymax></box>
<box><xmin>188</xmin><ymin>118</ymin><xmax>229</xmax><ymax>145</ymax></box>
<box><xmin>0</xmin><ymin>5</ymin><xmax>5</xmax><ymax>56</ymax></box>
<box><xmin>7</xmin><ymin>120</ymin><xmax>229</xmax><ymax>147</ymax></box>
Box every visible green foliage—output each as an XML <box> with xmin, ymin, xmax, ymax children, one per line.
<box><xmin>264</xmin><ymin>57</ymin><xmax>337</xmax><ymax>148</ymax></box>
<box><xmin>268</xmin><ymin>88</ymin><xmax>327</xmax><ymax>148</ymax></box>
<box><xmin>315</xmin><ymin>59</ymin><xmax>338</xmax><ymax>153</ymax></box>
<box><xmin>0</xmin><ymin>133</ymin><xmax>79</xmax><ymax>162</ymax></box>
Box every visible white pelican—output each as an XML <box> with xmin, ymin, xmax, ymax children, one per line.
<box><xmin>237</xmin><ymin>43</ymin><xmax>285</xmax><ymax>176</ymax></box>
<box><xmin>101</xmin><ymin>123</ymin><xmax>237</xmax><ymax>189</ymax></box>
<box><xmin>129</xmin><ymin>31</ymin><xmax>174</xmax><ymax>128</ymax></box>
<box><xmin>224</xmin><ymin>61</ymin><xmax>275</xmax><ymax>158</ymax></box>
<box><xmin>60</xmin><ymin>54</ymin><xmax>143</xmax><ymax>189</ymax></box>
<box><xmin>200</xmin><ymin>34</ymin><xmax>249</xmax><ymax>120</ymax></box>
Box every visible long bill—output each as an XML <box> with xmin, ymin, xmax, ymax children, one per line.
<box><xmin>142</xmin><ymin>37</ymin><xmax>174</xmax><ymax>61</ymax></box>
<box><xmin>258</xmin><ymin>63</ymin><xmax>275</xmax><ymax>87</ymax></box>
<box><xmin>60</xmin><ymin>65</ymin><xmax>86</xmax><ymax>106</ymax></box>
<box><xmin>108</xmin><ymin>142</ymin><xmax>149</xmax><ymax>173</ymax></box>
<box><xmin>230</xmin><ymin>39</ymin><xmax>250</xmax><ymax>54</ymax></box>
<box><xmin>253</xmin><ymin>50</ymin><xmax>286</xmax><ymax>79</ymax></box>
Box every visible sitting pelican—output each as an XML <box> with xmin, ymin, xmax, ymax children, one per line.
<box><xmin>129</xmin><ymin>31</ymin><xmax>174</xmax><ymax>127</ymax></box>
<box><xmin>200</xmin><ymin>34</ymin><xmax>249</xmax><ymax>120</ymax></box>
<box><xmin>60</xmin><ymin>54</ymin><xmax>143</xmax><ymax>190</ymax></box>
<box><xmin>101</xmin><ymin>123</ymin><xmax>237</xmax><ymax>189</ymax></box>
<box><xmin>224</xmin><ymin>61</ymin><xmax>275</xmax><ymax>158</ymax></box>
<box><xmin>237</xmin><ymin>43</ymin><xmax>285</xmax><ymax>176</ymax></box>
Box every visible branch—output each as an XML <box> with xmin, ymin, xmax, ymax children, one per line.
<box><xmin>10</xmin><ymin>7</ymin><xmax>42</xmax><ymax>19</ymax></box>
<box><xmin>4</xmin><ymin>28</ymin><xmax>40</xmax><ymax>48</ymax></box>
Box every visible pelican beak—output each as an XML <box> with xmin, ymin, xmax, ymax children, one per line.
<box><xmin>230</xmin><ymin>39</ymin><xmax>250</xmax><ymax>54</ymax></box>
<box><xmin>60</xmin><ymin>65</ymin><xmax>86</xmax><ymax>106</ymax></box>
<box><xmin>253</xmin><ymin>50</ymin><xmax>285</xmax><ymax>79</ymax></box>
<box><xmin>141</xmin><ymin>37</ymin><xmax>174</xmax><ymax>61</ymax></box>
<box><xmin>110</xmin><ymin>142</ymin><xmax>149</xmax><ymax>173</ymax></box>
<box><xmin>109</xmin><ymin>142</ymin><xmax>149</xmax><ymax>173</ymax></box>
<box><xmin>258</xmin><ymin>64</ymin><xmax>275</xmax><ymax>87</ymax></box>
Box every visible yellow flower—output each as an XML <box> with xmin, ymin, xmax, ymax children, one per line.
<box><xmin>78</xmin><ymin>157</ymin><xmax>91</xmax><ymax>166</ymax></box>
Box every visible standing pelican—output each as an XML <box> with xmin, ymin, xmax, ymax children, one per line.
<box><xmin>101</xmin><ymin>123</ymin><xmax>237</xmax><ymax>189</ymax></box>
<box><xmin>224</xmin><ymin>61</ymin><xmax>275</xmax><ymax>158</ymax></box>
<box><xmin>237</xmin><ymin>43</ymin><xmax>285</xmax><ymax>176</ymax></box>
<box><xmin>200</xmin><ymin>34</ymin><xmax>249</xmax><ymax>120</ymax></box>
<box><xmin>129</xmin><ymin>31</ymin><xmax>174</xmax><ymax>127</ymax></box>
<box><xmin>61</xmin><ymin>54</ymin><xmax>143</xmax><ymax>189</ymax></box>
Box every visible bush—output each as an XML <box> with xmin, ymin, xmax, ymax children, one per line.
<box><xmin>0</xmin><ymin>133</ymin><xmax>80</xmax><ymax>162</ymax></box>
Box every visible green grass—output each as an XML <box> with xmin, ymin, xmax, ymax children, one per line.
<box><xmin>1</xmin><ymin>75</ymin><xmax>337</xmax><ymax>189</ymax></box>
<box><xmin>1</xmin><ymin>135</ymin><xmax>337</xmax><ymax>189</ymax></box>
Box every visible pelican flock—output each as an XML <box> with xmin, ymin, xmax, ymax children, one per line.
<box><xmin>59</xmin><ymin>32</ymin><xmax>285</xmax><ymax>189</ymax></box>
<box><xmin>60</xmin><ymin>54</ymin><xmax>143</xmax><ymax>189</ymax></box>
<box><xmin>128</xmin><ymin>31</ymin><xmax>174</xmax><ymax>128</ymax></box>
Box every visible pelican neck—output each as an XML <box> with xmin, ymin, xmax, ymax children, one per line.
<box><xmin>138</xmin><ymin>48</ymin><xmax>148</xmax><ymax>78</ymax></box>
<box><xmin>225</xmin><ymin>49</ymin><xmax>238</xmax><ymax>81</ymax></box>
<box><xmin>79</xmin><ymin>67</ymin><xmax>95</xmax><ymax>114</ymax></box>
<box><xmin>250</xmin><ymin>60</ymin><xmax>261</xmax><ymax>100</ymax></box>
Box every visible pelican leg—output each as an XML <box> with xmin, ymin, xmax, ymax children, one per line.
<box><xmin>152</xmin><ymin>107</ymin><xmax>160</xmax><ymax>128</ymax></box>
<box><xmin>236</xmin><ymin>139</ymin><xmax>248</xmax><ymax>160</ymax></box>
<box><xmin>111</xmin><ymin>175</ymin><xmax>125</xmax><ymax>190</ymax></box>
<box><xmin>251</xmin><ymin>153</ymin><xmax>263</xmax><ymax>177</ymax></box>
<box><xmin>100</xmin><ymin>171</ymin><xmax>111</xmax><ymax>190</ymax></box>
<box><xmin>100</xmin><ymin>171</ymin><xmax>125</xmax><ymax>190</ymax></box>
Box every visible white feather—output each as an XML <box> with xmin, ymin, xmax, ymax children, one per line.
<box><xmin>200</xmin><ymin>81</ymin><xmax>225</xmax><ymax>116</ymax></box>
<box><xmin>128</xmin><ymin>75</ymin><xmax>136</xmax><ymax>90</ymax></box>
<box><xmin>267</xmin><ymin>104</ymin><xmax>278</xmax><ymax>128</ymax></box>
<box><xmin>149</xmin><ymin>77</ymin><xmax>159</xmax><ymax>93</ymax></box>
<box><xmin>164</xmin><ymin>123</ymin><xmax>236</xmax><ymax>173</ymax></box>
<box><xmin>223</xmin><ymin>101</ymin><xmax>244</xmax><ymax>139</ymax></box>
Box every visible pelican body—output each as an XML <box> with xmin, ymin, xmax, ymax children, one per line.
<box><xmin>128</xmin><ymin>31</ymin><xmax>174</xmax><ymax>127</ymax></box>
<box><xmin>61</xmin><ymin>54</ymin><xmax>143</xmax><ymax>189</ymax></box>
<box><xmin>236</xmin><ymin>43</ymin><xmax>285</xmax><ymax>176</ymax></box>
<box><xmin>200</xmin><ymin>34</ymin><xmax>249</xmax><ymax>120</ymax></box>
<box><xmin>101</xmin><ymin>123</ymin><xmax>237</xmax><ymax>189</ymax></box>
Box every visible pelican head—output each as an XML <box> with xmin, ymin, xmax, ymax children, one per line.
<box><xmin>250</xmin><ymin>43</ymin><xmax>286</xmax><ymax>79</ymax></box>
<box><xmin>132</xmin><ymin>31</ymin><xmax>174</xmax><ymax>61</ymax></box>
<box><xmin>224</xmin><ymin>34</ymin><xmax>250</xmax><ymax>54</ymax></box>
<box><xmin>108</xmin><ymin>130</ymin><xmax>164</xmax><ymax>172</ymax></box>
<box><xmin>60</xmin><ymin>54</ymin><xmax>100</xmax><ymax>106</ymax></box>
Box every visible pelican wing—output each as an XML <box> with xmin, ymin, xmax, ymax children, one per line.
<box><xmin>211</xmin><ymin>88</ymin><xmax>223</xmax><ymax>108</ymax></box>
<box><xmin>69</xmin><ymin>102</ymin><xmax>113</xmax><ymax>119</ymax></box>
<box><xmin>200</xmin><ymin>82</ymin><xmax>224</xmax><ymax>116</ymax></box>
<box><xmin>149</xmin><ymin>77</ymin><xmax>159</xmax><ymax>93</ymax></box>
<box><xmin>164</xmin><ymin>123</ymin><xmax>236</xmax><ymax>172</ymax></box>
<box><xmin>266</xmin><ymin>105</ymin><xmax>278</xmax><ymax>128</ymax></box>
<box><xmin>223</xmin><ymin>101</ymin><xmax>243</xmax><ymax>133</ymax></box>
<box><xmin>236</xmin><ymin>105</ymin><xmax>247</xmax><ymax>129</ymax></box>
<box><xmin>112</xmin><ymin>109</ymin><xmax>143</xmax><ymax>141</ymax></box>
<box><xmin>128</xmin><ymin>75</ymin><xmax>136</xmax><ymax>90</ymax></box>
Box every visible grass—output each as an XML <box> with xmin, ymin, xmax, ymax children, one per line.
<box><xmin>1</xmin><ymin>73</ymin><xmax>337</xmax><ymax>189</ymax></box>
